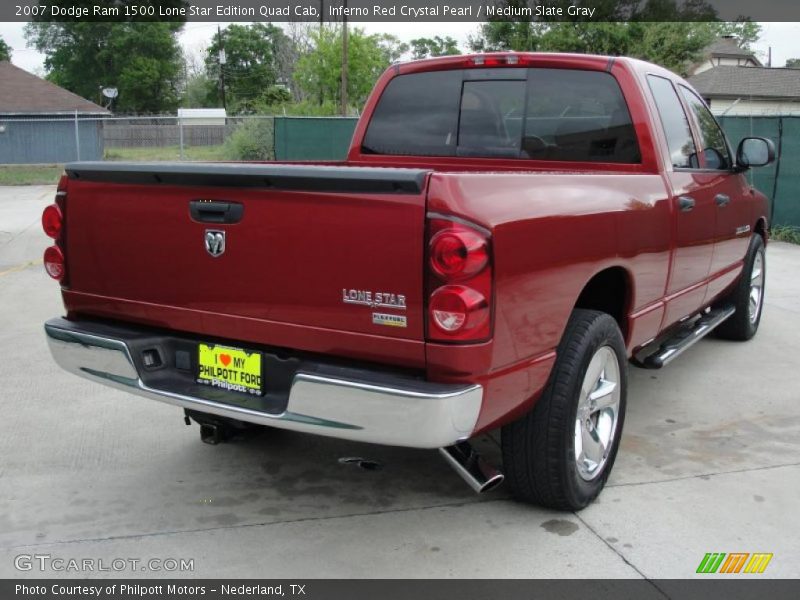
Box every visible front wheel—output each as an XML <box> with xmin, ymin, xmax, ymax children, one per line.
<box><xmin>714</xmin><ymin>234</ymin><xmax>766</xmax><ymax>341</ymax></box>
<box><xmin>502</xmin><ymin>309</ymin><xmax>627</xmax><ymax>511</ymax></box>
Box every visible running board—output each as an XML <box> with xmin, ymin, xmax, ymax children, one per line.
<box><xmin>637</xmin><ymin>305</ymin><xmax>736</xmax><ymax>369</ymax></box>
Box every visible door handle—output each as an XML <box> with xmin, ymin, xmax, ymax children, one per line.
<box><xmin>715</xmin><ymin>194</ymin><xmax>731</xmax><ymax>207</ymax></box>
<box><xmin>189</xmin><ymin>200</ymin><xmax>243</xmax><ymax>224</ymax></box>
<box><xmin>677</xmin><ymin>196</ymin><xmax>695</xmax><ymax>212</ymax></box>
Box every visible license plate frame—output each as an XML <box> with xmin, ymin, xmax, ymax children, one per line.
<box><xmin>196</xmin><ymin>343</ymin><xmax>263</xmax><ymax>397</ymax></box>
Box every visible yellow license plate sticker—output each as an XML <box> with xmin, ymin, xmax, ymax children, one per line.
<box><xmin>197</xmin><ymin>343</ymin><xmax>262</xmax><ymax>396</ymax></box>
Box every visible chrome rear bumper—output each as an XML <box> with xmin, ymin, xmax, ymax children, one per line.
<box><xmin>44</xmin><ymin>318</ymin><xmax>482</xmax><ymax>449</ymax></box>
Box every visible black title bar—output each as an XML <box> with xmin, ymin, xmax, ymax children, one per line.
<box><xmin>5</xmin><ymin>0</ymin><xmax>800</xmax><ymax>23</ymax></box>
<box><xmin>4</xmin><ymin>579</ymin><xmax>800</xmax><ymax>600</ymax></box>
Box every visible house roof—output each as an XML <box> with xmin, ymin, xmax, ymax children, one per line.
<box><xmin>705</xmin><ymin>37</ymin><xmax>761</xmax><ymax>64</ymax></box>
<box><xmin>0</xmin><ymin>61</ymin><xmax>109</xmax><ymax>115</ymax></box>
<box><xmin>688</xmin><ymin>66</ymin><xmax>800</xmax><ymax>99</ymax></box>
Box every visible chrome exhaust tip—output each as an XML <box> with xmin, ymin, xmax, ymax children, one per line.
<box><xmin>439</xmin><ymin>442</ymin><xmax>504</xmax><ymax>494</ymax></box>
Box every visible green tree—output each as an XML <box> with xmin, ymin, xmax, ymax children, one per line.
<box><xmin>206</xmin><ymin>23</ymin><xmax>293</xmax><ymax>113</ymax></box>
<box><xmin>0</xmin><ymin>36</ymin><xmax>11</xmax><ymax>61</ymax></box>
<box><xmin>181</xmin><ymin>73</ymin><xmax>218</xmax><ymax>108</ymax></box>
<box><xmin>25</xmin><ymin>21</ymin><xmax>184</xmax><ymax>113</ymax></box>
<box><xmin>409</xmin><ymin>36</ymin><xmax>461</xmax><ymax>60</ymax></box>
<box><xmin>786</xmin><ymin>58</ymin><xmax>800</xmax><ymax>69</ymax></box>
<box><xmin>294</xmin><ymin>26</ymin><xmax>407</xmax><ymax>112</ymax></box>
<box><xmin>469</xmin><ymin>1</ymin><xmax>760</xmax><ymax>75</ymax></box>
<box><xmin>712</xmin><ymin>21</ymin><xmax>762</xmax><ymax>49</ymax></box>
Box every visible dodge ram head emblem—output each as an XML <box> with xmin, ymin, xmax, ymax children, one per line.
<box><xmin>204</xmin><ymin>230</ymin><xmax>226</xmax><ymax>257</ymax></box>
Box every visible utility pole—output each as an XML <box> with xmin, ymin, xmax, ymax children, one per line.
<box><xmin>217</xmin><ymin>25</ymin><xmax>227</xmax><ymax>111</ymax></box>
<box><xmin>318</xmin><ymin>1</ymin><xmax>325</xmax><ymax>106</ymax></box>
<box><xmin>341</xmin><ymin>0</ymin><xmax>348</xmax><ymax>116</ymax></box>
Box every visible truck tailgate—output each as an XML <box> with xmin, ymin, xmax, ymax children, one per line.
<box><xmin>61</xmin><ymin>162</ymin><xmax>430</xmax><ymax>367</ymax></box>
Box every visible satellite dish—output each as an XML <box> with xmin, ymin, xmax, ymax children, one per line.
<box><xmin>101</xmin><ymin>87</ymin><xmax>119</xmax><ymax>99</ymax></box>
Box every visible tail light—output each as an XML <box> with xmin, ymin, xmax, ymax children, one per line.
<box><xmin>41</xmin><ymin>204</ymin><xmax>62</xmax><ymax>239</ymax></box>
<box><xmin>42</xmin><ymin>173</ymin><xmax>68</xmax><ymax>284</ymax></box>
<box><xmin>43</xmin><ymin>245</ymin><xmax>65</xmax><ymax>281</ymax></box>
<box><xmin>471</xmin><ymin>54</ymin><xmax>530</xmax><ymax>67</ymax></box>
<box><xmin>429</xmin><ymin>228</ymin><xmax>488</xmax><ymax>280</ymax></box>
<box><xmin>426</xmin><ymin>216</ymin><xmax>492</xmax><ymax>342</ymax></box>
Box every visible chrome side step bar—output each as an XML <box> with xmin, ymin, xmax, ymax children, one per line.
<box><xmin>439</xmin><ymin>442</ymin><xmax>504</xmax><ymax>494</ymax></box>
<box><xmin>638</xmin><ymin>305</ymin><xmax>736</xmax><ymax>369</ymax></box>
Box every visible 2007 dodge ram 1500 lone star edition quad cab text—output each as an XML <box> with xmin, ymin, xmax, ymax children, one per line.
<box><xmin>43</xmin><ymin>53</ymin><xmax>776</xmax><ymax>510</ymax></box>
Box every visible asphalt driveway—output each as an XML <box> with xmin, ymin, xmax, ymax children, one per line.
<box><xmin>1</xmin><ymin>185</ymin><xmax>798</xmax><ymax>579</ymax></box>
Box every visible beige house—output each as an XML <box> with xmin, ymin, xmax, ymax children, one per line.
<box><xmin>688</xmin><ymin>36</ymin><xmax>762</xmax><ymax>76</ymax></box>
<box><xmin>688</xmin><ymin>67</ymin><xmax>800</xmax><ymax>116</ymax></box>
<box><xmin>686</xmin><ymin>36</ymin><xmax>800</xmax><ymax>116</ymax></box>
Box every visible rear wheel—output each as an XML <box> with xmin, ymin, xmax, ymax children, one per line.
<box><xmin>714</xmin><ymin>234</ymin><xmax>765</xmax><ymax>341</ymax></box>
<box><xmin>502</xmin><ymin>309</ymin><xmax>627</xmax><ymax>510</ymax></box>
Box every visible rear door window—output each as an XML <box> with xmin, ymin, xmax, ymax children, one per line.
<box><xmin>647</xmin><ymin>75</ymin><xmax>698</xmax><ymax>169</ymax></box>
<box><xmin>362</xmin><ymin>67</ymin><xmax>640</xmax><ymax>163</ymax></box>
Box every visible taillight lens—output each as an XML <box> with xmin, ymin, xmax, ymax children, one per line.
<box><xmin>426</xmin><ymin>217</ymin><xmax>492</xmax><ymax>342</ymax></box>
<box><xmin>42</xmin><ymin>204</ymin><xmax>63</xmax><ymax>239</ymax></box>
<box><xmin>44</xmin><ymin>172</ymin><xmax>67</xmax><ymax>284</ymax></box>
<box><xmin>43</xmin><ymin>245</ymin><xmax>65</xmax><ymax>281</ymax></box>
<box><xmin>430</xmin><ymin>229</ymin><xmax>488</xmax><ymax>280</ymax></box>
<box><xmin>430</xmin><ymin>285</ymin><xmax>489</xmax><ymax>334</ymax></box>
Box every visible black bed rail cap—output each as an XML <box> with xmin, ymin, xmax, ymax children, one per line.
<box><xmin>64</xmin><ymin>161</ymin><xmax>430</xmax><ymax>195</ymax></box>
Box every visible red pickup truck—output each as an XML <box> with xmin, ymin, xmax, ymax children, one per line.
<box><xmin>43</xmin><ymin>53</ymin><xmax>775</xmax><ymax>510</ymax></box>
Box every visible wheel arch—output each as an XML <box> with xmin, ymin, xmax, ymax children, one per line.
<box><xmin>573</xmin><ymin>266</ymin><xmax>633</xmax><ymax>340</ymax></box>
<box><xmin>755</xmin><ymin>217</ymin><xmax>768</xmax><ymax>243</ymax></box>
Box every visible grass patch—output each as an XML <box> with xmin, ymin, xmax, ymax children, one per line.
<box><xmin>771</xmin><ymin>225</ymin><xmax>800</xmax><ymax>245</ymax></box>
<box><xmin>0</xmin><ymin>165</ymin><xmax>63</xmax><ymax>186</ymax></box>
<box><xmin>104</xmin><ymin>145</ymin><xmax>227</xmax><ymax>162</ymax></box>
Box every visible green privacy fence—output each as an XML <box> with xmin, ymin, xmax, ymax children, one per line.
<box><xmin>273</xmin><ymin>116</ymin><xmax>359</xmax><ymax>161</ymax></box>
<box><xmin>269</xmin><ymin>115</ymin><xmax>799</xmax><ymax>228</ymax></box>
<box><xmin>718</xmin><ymin>116</ymin><xmax>800</xmax><ymax>228</ymax></box>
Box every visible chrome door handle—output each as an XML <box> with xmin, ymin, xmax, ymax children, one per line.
<box><xmin>678</xmin><ymin>196</ymin><xmax>695</xmax><ymax>212</ymax></box>
<box><xmin>715</xmin><ymin>194</ymin><xmax>731</xmax><ymax>207</ymax></box>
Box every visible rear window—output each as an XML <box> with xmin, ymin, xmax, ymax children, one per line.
<box><xmin>362</xmin><ymin>68</ymin><xmax>640</xmax><ymax>163</ymax></box>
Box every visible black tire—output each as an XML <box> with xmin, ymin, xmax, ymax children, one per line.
<box><xmin>714</xmin><ymin>234</ymin><xmax>766</xmax><ymax>341</ymax></box>
<box><xmin>501</xmin><ymin>309</ymin><xmax>627</xmax><ymax>511</ymax></box>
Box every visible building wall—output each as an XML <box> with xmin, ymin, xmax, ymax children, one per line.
<box><xmin>693</xmin><ymin>57</ymin><xmax>759</xmax><ymax>75</ymax></box>
<box><xmin>709</xmin><ymin>98</ymin><xmax>800</xmax><ymax>116</ymax></box>
<box><xmin>0</xmin><ymin>117</ymin><xmax>104</xmax><ymax>164</ymax></box>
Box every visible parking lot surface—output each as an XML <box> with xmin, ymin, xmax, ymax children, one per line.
<box><xmin>1</xmin><ymin>185</ymin><xmax>799</xmax><ymax>579</ymax></box>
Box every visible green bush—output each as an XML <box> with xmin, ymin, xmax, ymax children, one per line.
<box><xmin>223</xmin><ymin>118</ymin><xmax>275</xmax><ymax>161</ymax></box>
<box><xmin>771</xmin><ymin>225</ymin><xmax>800</xmax><ymax>245</ymax></box>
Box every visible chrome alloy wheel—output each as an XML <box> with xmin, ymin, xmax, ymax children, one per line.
<box><xmin>574</xmin><ymin>346</ymin><xmax>622</xmax><ymax>481</ymax></box>
<box><xmin>749</xmin><ymin>249</ymin><xmax>765</xmax><ymax>324</ymax></box>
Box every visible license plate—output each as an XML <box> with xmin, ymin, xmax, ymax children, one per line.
<box><xmin>197</xmin><ymin>343</ymin><xmax>262</xmax><ymax>396</ymax></box>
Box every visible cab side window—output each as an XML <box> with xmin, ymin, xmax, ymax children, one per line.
<box><xmin>679</xmin><ymin>85</ymin><xmax>732</xmax><ymax>170</ymax></box>
<box><xmin>647</xmin><ymin>75</ymin><xmax>698</xmax><ymax>169</ymax></box>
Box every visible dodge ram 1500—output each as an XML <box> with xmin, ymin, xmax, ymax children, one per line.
<box><xmin>43</xmin><ymin>53</ymin><xmax>776</xmax><ymax>510</ymax></box>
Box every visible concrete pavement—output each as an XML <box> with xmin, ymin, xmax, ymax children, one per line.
<box><xmin>0</xmin><ymin>185</ymin><xmax>798</xmax><ymax>579</ymax></box>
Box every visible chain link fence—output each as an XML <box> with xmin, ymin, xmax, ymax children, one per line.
<box><xmin>0</xmin><ymin>114</ymin><xmax>361</xmax><ymax>165</ymax></box>
<box><xmin>1</xmin><ymin>110</ymin><xmax>797</xmax><ymax>226</ymax></box>
<box><xmin>101</xmin><ymin>115</ymin><xmax>277</xmax><ymax>162</ymax></box>
<box><xmin>0</xmin><ymin>114</ymin><xmax>276</xmax><ymax>164</ymax></box>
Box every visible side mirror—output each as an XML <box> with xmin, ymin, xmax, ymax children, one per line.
<box><xmin>736</xmin><ymin>137</ymin><xmax>776</xmax><ymax>169</ymax></box>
